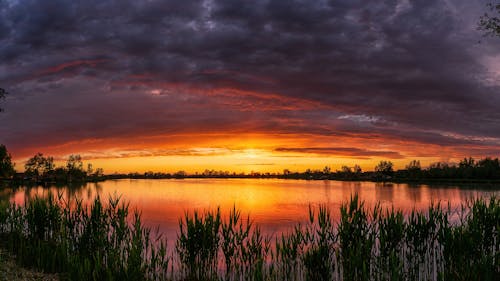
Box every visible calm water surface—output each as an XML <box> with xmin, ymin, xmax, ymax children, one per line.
<box><xmin>6</xmin><ymin>178</ymin><xmax>500</xmax><ymax>241</ymax></box>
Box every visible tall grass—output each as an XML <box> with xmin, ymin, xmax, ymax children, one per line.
<box><xmin>0</xmin><ymin>193</ymin><xmax>169</xmax><ymax>281</ymax></box>
<box><xmin>176</xmin><ymin>208</ymin><xmax>221</xmax><ymax>280</ymax></box>
<box><xmin>0</xmin><ymin>193</ymin><xmax>498</xmax><ymax>281</ymax></box>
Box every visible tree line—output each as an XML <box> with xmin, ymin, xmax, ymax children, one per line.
<box><xmin>0</xmin><ymin>144</ymin><xmax>103</xmax><ymax>183</ymax></box>
<box><xmin>2</xmin><ymin>143</ymin><xmax>500</xmax><ymax>183</ymax></box>
<box><xmin>87</xmin><ymin>157</ymin><xmax>500</xmax><ymax>183</ymax></box>
<box><xmin>279</xmin><ymin>158</ymin><xmax>500</xmax><ymax>182</ymax></box>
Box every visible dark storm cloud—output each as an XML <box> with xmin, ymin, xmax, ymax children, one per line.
<box><xmin>1</xmin><ymin>0</ymin><xmax>499</xmax><ymax>156</ymax></box>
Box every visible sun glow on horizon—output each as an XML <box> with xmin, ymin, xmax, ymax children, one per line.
<box><xmin>7</xmin><ymin>132</ymin><xmax>483</xmax><ymax>175</ymax></box>
<box><xmin>12</xmin><ymin>149</ymin><xmax>442</xmax><ymax>175</ymax></box>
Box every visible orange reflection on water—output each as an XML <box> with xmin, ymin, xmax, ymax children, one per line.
<box><xmin>10</xmin><ymin>179</ymin><xmax>499</xmax><ymax>241</ymax></box>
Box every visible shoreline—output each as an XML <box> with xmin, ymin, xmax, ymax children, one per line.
<box><xmin>3</xmin><ymin>176</ymin><xmax>500</xmax><ymax>189</ymax></box>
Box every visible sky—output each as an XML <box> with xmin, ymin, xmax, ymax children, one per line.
<box><xmin>1</xmin><ymin>0</ymin><xmax>500</xmax><ymax>173</ymax></box>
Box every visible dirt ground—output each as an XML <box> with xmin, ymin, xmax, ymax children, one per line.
<box><xmin>0</xmin><ymin>250</ymin><xmax>59</xmax><ymax>281</ymax></box>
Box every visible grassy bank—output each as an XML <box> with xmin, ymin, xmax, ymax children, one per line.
<box><xmin>0</xmin><ymin>194</ymin><xmax>498</xmax><ymax>281</ymax></box>
<box><xmin>0</xmin><ymin>248</ymin><xmax>59</xmax><ymax>281</ymax></box>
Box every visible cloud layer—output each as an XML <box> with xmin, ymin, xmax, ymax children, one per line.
<box><xmin>1</xmin><ymin>0</ymin><xmax>500</xmax><ymax>164</ymax></box>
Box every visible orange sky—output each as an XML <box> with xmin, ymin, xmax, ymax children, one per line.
<box><xmin>9</xmin><ymin>132</ymin><xmax>482</xmax><ymax>174</ymax></box>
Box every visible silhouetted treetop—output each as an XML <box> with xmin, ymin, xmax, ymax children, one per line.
<box><xmin>24</xmin><ymin>153</ymin><xmax>55</xmax><ymax>181</ymax></box>
<box><xmin>19</xmin><ymin>152</ymin><xmax>104</xmax><ymax>183</ymax></box>
<box><xmin>375</xmin><ymin>161</ymin><xmax>394</xmax><ymax>178</ymax></box>
<box><xmin>0</xmin><ymin>88</ymin><xmax>7</xmax><ymax>112</ymax></box>
<box><xmin>406</xmin><ymin>160</ymin><xmax>421</xmax><ymax>171</ymax></box>
<box><xmin>0</xmin><ymin>144</ymin><xmax>15</xmax><ymax>178</ymax></box>
<box><xmin>66</xmin><ymin>154</ymin><xmax>83</xmax><ymax>171</ymax></box>
<box><xmin>479</xmin><ymin>3</ymin><xmax>500</xmax><ymax>37</ymax></box>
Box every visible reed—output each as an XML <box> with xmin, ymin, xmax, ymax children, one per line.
<box><xmin>301</xmin><ymin>205</ymin><xmax>336</xmax><ymax>281</ymax></box>
<box><xmin>375</xmin><ymin>207</ymin><xmax>405</xmax><ymax>281</ymax></box>
<box><xmin>338</xmin><ymin>194</ymin><xmax>375</xmax><ymax>281</ymax></box>
<box><xmin>176</xmin><ymin>208</ymin><xmax>221</xmax><ymax>280</ymax></box>
<box><xmin>0</xmin><ymin>193</ymin><xmax>169</xmax><ymax>281</ymax></box>
<box><xmin>220</xmin><ymin>206</ymin><xmax>271</xmax><ymax>281</ymax></box>
<box><xmin>0</xmin><ymin>193</ymin><xmax>498</xmax><ymax>281</ymax></box>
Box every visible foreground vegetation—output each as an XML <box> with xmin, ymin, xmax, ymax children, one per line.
<box><xmin>0</xmin><ymin>248</ymin><xmax>59</xmax><ymax>281</ymax></box>
<box><xmin>0</xmin><ymin>194</ymin><xmax>498</xmax><ymax>281</ymax></box>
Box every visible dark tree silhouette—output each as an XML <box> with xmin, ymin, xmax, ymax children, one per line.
<box><xmin>25</xmin><ymin>153</ymin><xmax>55</xmax><ymax>181</ymax></box>
<box><xmin>404</xmin><ymin>160</ymin><xmax>422</xmax><ymax>179</ymax></box>
<box><xmin>66</xmin><ymin>154</ymin><xmax>83</xmax><ymax>171</ymax></box>
<box><xmin>479</xmin><ymin>3</ymin><xmax>500</xmax><ymax>37</ymax></box>
<box><xmin>352</xmin><ymin>165</ymin><xmax>362</xmax><ymax>174</ymax></box>
<box><xmin>406</xmin><ymin>160</ymin><xmax>421</xmax><ymax>171</ymax></box>
<box><xmin>0</xmin><ymin>88</ymin><xmax>7</xmax><ymax>112</ymax></box>
<box><xmin>0</xmin><ymin>144</ymin><xmax>15</xmax><ymax>178</ymax></box>
<box><xmin>375</xmin><ymin>160</ymin><xmax>394</xmax><ymax>178</ymax></box>
<box><xmin>66</xmin><ymin>154</ymin><xmax>86</xmax><ymax>181</ymax></box>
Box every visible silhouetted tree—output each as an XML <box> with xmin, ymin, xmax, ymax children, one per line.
<box><xmin>406</xmin><ymin>160</ymin><xmax>421</xmax><ymax>171</ymax></box>
<box><xmin>0</xmin><ymin>88</ymin><xmax>7</xmax><ymax>112</ymax></box>
<box><xmin>337</xmin><ymin>165</ymin><xmax>352</xmax><ymax>179</ymax></box>
<box><xmin>405</xmin><ymin>160</ymin><xmax>422</xmax><ymax>179</ymax></box>
<box><xmin>353</xmin><ymin>165</ymin><xmax>362</xmax><ymax>174</ymax></box>
<box><xmin>458</xmin><ymin>157</ymin><xmax>476</xmax><ymax>178</ymax></box>
<box><xmin>479</xmin><ymin>3</ymin><xmax>500</xmax><ymax>37</ymax></box>
<box><xmin>459</xmin><ymin>157</ymin><xmax>475</xmax><ymax>168</ymax></box>
<box><xmin>66</xmin><ymin>154</ymin><xmax>83</xmax><ymax>171</ymax></box>
<box><xmin>87</xmin><ymin>163</ymin><xmax>93</xmax><ymax>175</ymax></box>
<box><xmin>12</xmin><ymin>151</ymin><xmax>103</xmax><ymax>183</ymax></box>
<box><xmin>174</xmin><ymin>170</ymin><xmax>186</xmax><ymax>178</ymax></box>
<box><xmin>475</xmin><ymin>157</ymin><xmax>500</xmax><ymax>179</ymax></box>
<box><xmin>341</xmin><ymin>166</ymin><xmax>351</xmax><ymax>174</ymax></box>
<box><xmin>25</xmin><ymin>153</ymin><xmax>55</xmax><ymax>181</ymax></box>
<box><xmin>375</xmin><ymin>161</ymin><xmax>394</xmax><ymax>178</ymax></box>
<box><xmin>52</xmin><ymin>167</ymin><xmax>68</xmax><ymax>182</ymax></box>
<box><xmin>323</xmin><ymin>166</ymin><xmax>331</xmax><ymax>174</ymax></box>
<box><xmin>66</xmin><ymin>154</ymin><xmax>86</xmax><ymax>182</ymax></box>
<box><xmin>94</xmin><ymin>168</ymin><xmax>104</xmax><ymax>177</ymax></box>
<box><xmin>0</xmin><ymin>144</ymin><xmax>15</xmax><ymax>178</ymax></box>
<box><xmin>427</xmin><ymin>162</ymin><xmax>454</xmax><ymax>179</ymax></box>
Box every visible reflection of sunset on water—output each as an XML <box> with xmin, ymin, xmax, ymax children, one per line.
<box><xmin>11</xmin><ymin>179</ymin><xmax>498</xmax><ymax>242</ymax></box>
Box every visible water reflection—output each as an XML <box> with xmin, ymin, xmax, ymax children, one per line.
<box><xmin>5</xmin><ymin>178</ymin><xmax>500</xmax><ymax>242</ymax></box>
<box><xmin>375</xmin><ymin>182</ymin><xmax>394</xmax><ymax>202</ymax></box>
<box><xmin>405</xmin><ymin>184</ymin><xmax>423</xmax><ymax>202</ymax></box>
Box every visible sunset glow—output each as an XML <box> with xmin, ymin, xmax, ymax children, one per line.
<box><xmin>1</xmin><ymin>2</ymin><xmax>500</xmax><ymax>279</ymax></box>
<box><xmin>6</xmin><ymin>132</ymin><xmax>457</xmax><ymax>173</ymax></box>
<box><xmin>1</xmin><ymin>0</ymin><xmax>499</xmax><ymax>173</ymax></box>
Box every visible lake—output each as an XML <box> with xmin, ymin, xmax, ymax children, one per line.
<box><xmin>5</xmin><ymin>178</ymin><xmax>500</xmax><ymax>242</ymax></box>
